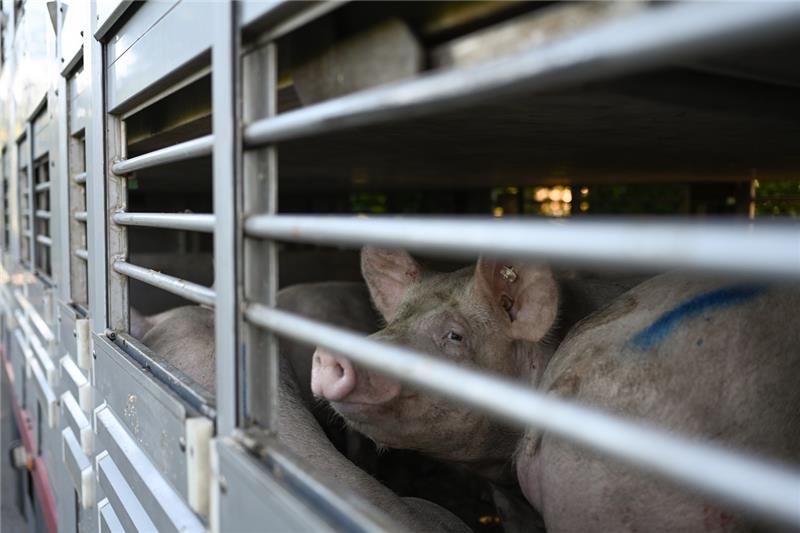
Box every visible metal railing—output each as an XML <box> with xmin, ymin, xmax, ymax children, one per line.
<box><xmin>243</xmin><ymin>2</ymin><xmax>800</xmax><ymax>147</ymax></box>
<box><xmin>245</xmin><ymin>215</ymin><xmax>800</xmax><ymax>279</ymax></box>
<box><xmin>112</xmin><ymin>261</ymin><xmax>215</xmax><ymax>307</ymax></box>
<box><xmin>237</xmin><ymin>3</ymin><xmax>800</xmax><ymax>520</ymax></box>
<box><xmin>74</xmin><ymin>172</ymin><xmax>87</xmax><ymax>184</ymax></box>
<box><xmin>112</xmin><ymin>212</ymin><xmax>215</xmax><ymax>233</ymax></box>
<box><xmin>74</xmin><ymin>211</ymin><xmax>87</xmax><ymax>222</ymax></box>
<box><xmin>244</xmin><ymin>303</ymin><xmax>800</xmax><ymax>526</ymax></box>
<box><xmin>111</xmin><ymin>135</ymin><xmax>214</xmax><ymax>175</ymax></box>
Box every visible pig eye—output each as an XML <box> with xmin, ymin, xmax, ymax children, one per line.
<box><xmin>446</xmin><ymin>331</ymin><xmax>463</xmax><ymax>342</ymax></box>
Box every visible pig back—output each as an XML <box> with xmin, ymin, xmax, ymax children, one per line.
<box><xmin>521</xmin><ymin>272</ymin><xmax>800</xmax><ymax>532</ymax></box>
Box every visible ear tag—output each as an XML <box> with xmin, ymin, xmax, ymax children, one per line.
<box><xmin>500</xmin><ymin>265</ymin><xmax>518</xmax><ymax>284</ymax></box>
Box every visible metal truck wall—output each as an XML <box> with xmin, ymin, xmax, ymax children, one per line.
<box><xmin>2</xmin><ymin>2</ymin><xmax>799</xmax><ymax>533</ymax></box>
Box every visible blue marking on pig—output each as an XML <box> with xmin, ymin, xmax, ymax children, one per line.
<box><xmin>630</xmin><ymin>284</ymin><xmax>766</xmax><ymax>351</ymax></box>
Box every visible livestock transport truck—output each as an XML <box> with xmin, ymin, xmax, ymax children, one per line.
<box><xmin>1</xmin><ymin>1</ymin><xmax>799</xmax><ymax>532</ymax></box>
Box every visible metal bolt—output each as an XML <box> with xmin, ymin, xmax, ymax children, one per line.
<box><xmin>219</xmin><ymin>475</ymin><xmax>228</xmax><ymax>495</ymax></box>
<box><xmin>105</xmin><ymin>329</ymin><xmax>117</xmax><ymax>340</ymax></box>
<box><xmin>178</xmin><ymin>437</ymin><xmax>186</xmax><ymax>452</ymax></box>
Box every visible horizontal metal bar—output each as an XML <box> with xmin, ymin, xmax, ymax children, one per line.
<box><xmin>243</xmin><ymin>2</ymin><xmax>800</xmax><ymax>146</ymax></box>
<box><xmin>74</xmin><ymin>172</ymin><xmax>87</xmax><ymax>184</ymax></box>
<box><xmin>35</xmin><ymin>182</ymin><xmax>51</xmax><ymax>192</ymax></box>
<box><xmin>244</xmin><ymin>216</ymin><xmax>800</xmax><ymax>278</ymax></box>
<box><xmin>74</xmin><ymin>249</ymin><xmax>88</xmax><ymax>261</ymax></box>
<box><xmin>74</xmin><ymin>211</ymin><xmax>87</xmax><ymax>222</ymax></box>
<box><xmin>112</xmin><ymin>212</ymin><xmax>215</xmax><ymax>233</ymax></box>
<box><xmin>112</xmin><ymin>261</ymin><xmax>215</xmax><ymax>307</ymax></box>
<box><xmin>245</xmin><ymin>303</ymin><xmax>800</xmax><ymax>527</ymax></box>
<box><xmin>35</xmin><ymin>210</ymin><xmax>51</xmax><ymax>220</ymax></box>
<box><xmin>111</xmin><ymin>135</ymin><xmax>214</xmax><ymax>175</ymax></box>
<box><xmin>36</xmin><ymin>235</ymin><xmax>52</xmax><ymax>247</ymax></box>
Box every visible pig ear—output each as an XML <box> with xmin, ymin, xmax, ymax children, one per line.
<box><xmin>474</xmin><ymin>259</ymin><xmax>558</xmax><ymax>342</ymax></box>
<box><xmin>361</xmin><ymin>247</ymin><xmax>423</xmax><ymax>321</ymax></box>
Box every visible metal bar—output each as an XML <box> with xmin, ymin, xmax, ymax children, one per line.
<box><xmin>112</xmin><ymin>261</ymin><xmax>215</xmax><ymax>307</ymax></box>
<box><xmin>34</xmin><ymin>182</ymin><xmax>51</xmax><ymax>192</ymax></box>
<box><xmin>73</xmin><ymin>172</ymin><xmax>87</xmax><ymax>185</ymax></box>
<box><xmin>35</xmin><ymin>210</ymin><xmax>51</xmax><ymax>220</ymax></box>
<box><xmin>74</xmin><ymin>249</ymin><xmax>88</xmax><ymax>261</ymax></box>
<box><xmin>245</xmin><ymin>216</ymin><xmax>800</xmax><ymax>278</ymax></box>
<box><xmin>26</xmin><ymin>124</ymin><xmax>35</xmax><ymax>272</ymax></box>
<box><xmin>111</xmin><ymin>135</ymin><xmax>214</xmax><ymax>175</ymax></box>
<box><xmin>111</xmin><ymin>212</ymin><xmax>215</xmax><ymax>233</ymax></box>
<box><xmin>87</xmin><ymin>0</ymin><xmax>108</xmax><ymax>331</ymax></box>
<box><xmin>245</xmin><ymin>303</ymin><xmax>800</xmax><ymax>528</ymax></box>
<box><xmin>243</xmin><ymin>2</ymin><xmax>800</xmax><ymax>146</ymax></box>
<box><xmin>74</xmin><ymin>211</ymin><xmax>87</xmax><ymax>223</ymax></box>
<box><xmin>36</xmin><ymin>235</ymin><xmax>52</xmax><ymax>247</ymax></box>
<box><xmin>212</xmin><ymin>0</ymin><xmax>241</xmax><ymax>436</ymax></box>
<box><xmin>241</xmin><ymin>42</ymin><xmax>280</xmax><ymax>430</ymax></box>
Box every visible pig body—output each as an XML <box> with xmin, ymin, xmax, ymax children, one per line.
<box><xmin>312</xmin><ymin>249</ymin><xmax>800</xmax><ymax>532</ymax></box>
<box><xmin>517</xmin><ymin>273</ymin><xmax>800</xmax><ymax>532</ymax></box>
<box><xmin>135</xmin><ymin>282</ymin><xmax>469</xmax><ymax>533</ymax></box>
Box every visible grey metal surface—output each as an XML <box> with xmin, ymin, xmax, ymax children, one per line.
<box><xmin>112</xmin><ymin>212</ymin><xmax>215</xmax><ymax>233</ymax></box>
<box><xmin>61</xmin><ymin>392</ymin><xmax>93</xmax><ymax>455</ymax></box>
<box><xmin>240</xmin><ymin>41</ymin><xmax>279</xmax><ymax>429</ymax></box>
<box><xmin>57</xmin><ymin>302</ymin><xmax>78</xmax><ymax>366</ymax></box>
<box><xmin>92</xmin><ymin>334</ymin><xmax>190</xmax><ymax>499</ymax></box>
<box><xmin>214</xmin><ymin>438</ymin><xmax>336</xmax><ymax>533</ymax></box>
<box><xmin>14</xmin><ymin>290</ymin><xmax>55</xmax><ymax>346</ymax></box>
<box><xmin>59</xmin><ymin>355</ymin><xmax>91</xmax><ymax>413</ymax></box>
<box><xmin>111</xmin><ymin>135</ymin><xmax>214</xmax><ymax>175</ymax></box>
<box><xmin>105</xmin><ymin>112</ymin><xmax>128</xmax><ymax>333</ymax></box>
<box><xmin>95</xmin><ymin>451</ymin><xmax>158</xmax><ymax>532</ymax></box>
<box><xmin>95</xmin><ymin>405</ymin><xmax>205</xmax><ymax>532</ymax></box>
<box><xmin>97</xmin><ymin>498</ymin><xmax>125</xmax><ymax>533</ymax></box>
<box><xmin>106</xmin><ymin>1</ymin><xmax>213</xmax><ymax>112</ymax></box>
<box><xmin>62</xmin><ymin>427</ymin><xmax>94</xmax><ymax>508</ymax></box>
<box><xmin>112</xmin><ymin>260</ymin><xmax>216</xmax><ymax>307</ymax></box>
<box><xmin>245</xmin><ymin>216</ymin><xmax>800</xmax><ymax>278</ymax></box>
<box><xmin>244</xmin><ymin>2</ymin><xmax>800</xmax><ymax>147</ymax></box>
<box><xmin>212</xmin><ymin>0</ymin><xmax>240</xmax><ymax>437</ymax></box>
<box><xmin>29</xmin><ymin>357</ymin><xmax>57</xmax><ymax>429</ymax></box>
<box><xmin>94</xmin><ymin>0</ymin><xmax>136</xmax><ymax>41</ymax></box>
<box><xmin>245</xmin><ymin>303</ymin><xmax>800</xmax><ymax>528</ymax></box>
<box><xmin>25</xmin><ymin>125</ymin><xmax>35</xmax><ymax>276</ymax></box>
<box><xmin>87</xmin><ymin>1</ymin><xmax>108</xmax><ymax>332</ymax></box>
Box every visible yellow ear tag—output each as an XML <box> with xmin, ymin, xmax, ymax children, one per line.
<box><xmin>500</xmin><ymin>265</ymin><xmax>518</xmax><ymax>284</ymax></box>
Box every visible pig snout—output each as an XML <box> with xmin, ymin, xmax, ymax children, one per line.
<box><xmin>311</xmin><ymin>348</ymin><xmax>357</xmax><ymax>401</ymax></box>
<box><xmin>311</xmin><ymin>347</ymin><xmax>402</xmax><ymax>405</ymax></box>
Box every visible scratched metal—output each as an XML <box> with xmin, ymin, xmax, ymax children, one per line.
<box><xmin>92</xmin><ymin>334</ymin><xmax>189</xmax><ymax>499</ymax></box>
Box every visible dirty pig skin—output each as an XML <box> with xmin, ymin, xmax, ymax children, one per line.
<box><xmin>311</xmin><ymin>247</ymin><xmax>800</xmax><ymax>533</ymax></box>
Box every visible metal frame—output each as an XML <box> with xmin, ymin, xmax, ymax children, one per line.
<box><xmin>233</xmin><ymin>2</ymin><xmax>800</xmax><ymax>530</ymax></box>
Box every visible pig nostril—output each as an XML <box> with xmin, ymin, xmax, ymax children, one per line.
<box><xmin>335</xmin><ymin>363</ymin><xmax>344</xmax><ymax>378</ymax></box>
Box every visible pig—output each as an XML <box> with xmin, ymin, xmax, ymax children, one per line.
<box><xmin>311</xmin><ymin>248</ymin><xmax>800</xmax><ymax>532</ymax></box>
<box><xmin>135</xmin><ymin>282</ymin><xmax>470</xmax><ymax>533</ymax></box>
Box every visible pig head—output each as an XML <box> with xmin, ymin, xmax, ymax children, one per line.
<box><xmin>311</xmin><ymin>247</ymin><xmax>560</xmax><ymax>480</ymax></box>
